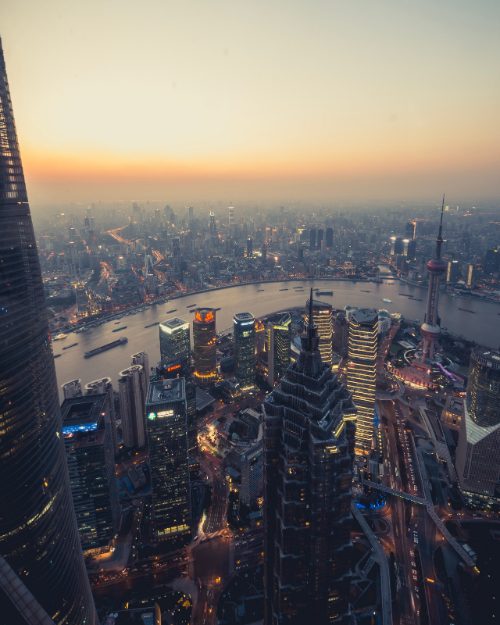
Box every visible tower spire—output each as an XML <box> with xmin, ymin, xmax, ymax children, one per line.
<box><xmin>436</xmin><ymin>195</ymin><xmax>445</xmax><ymax>259</ymax></box>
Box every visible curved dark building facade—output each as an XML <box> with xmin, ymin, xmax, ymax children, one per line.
<box><xmin>0</xmin><ymin>41</ymin><xmax>97</xmax><ymax>623</ymax></box>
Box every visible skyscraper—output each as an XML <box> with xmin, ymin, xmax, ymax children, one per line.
<box><xmin>234</xmin><ymin>312</ymin><xmax>256</xmax><ymax>388</ymax></box>
<box><xmin>347</xmin><ymin>308</ymin><xmax>378</xmax><ymax>455</ymax></box>
<box><xmin>0</xmin><ymin>40</ymin><xmax>96</xmax><ymax>623</ymax></box>
<box><xmin>266</xmin><ymin>312</ymin><xmax>291</xmax><ymax>387</ymax></box>
<box><xmin>193</xmin><ymin>307</ymin><xmax>217</xmax><ymax>382</ymax></box>
<box><xmin>159</xmin><ymin>317</ymin><xmax>191</xmax><ymax>369</ymax></box>
<box><xmin>305</xmin><ymin>298</ymin><xmax>333</xmax><ymax>367</ymax></box>
<box><xmin>146</xmin><ymin>377</ymin><xmax>192</xmax><ymax>546</ymax></box>
<box><xmin>263</xmin><ymin>296</ymin><xmax>356</xmax><ymax>625</ymax></box>
<box><xmin>421</xmin><ymin>199</ymin><xmax>447</xmax><ymax>362</ymax></box>
<box><xmin>61</xmin><ymin>394</ymin><xmax>120</xmax><ymax>551</ymax></box>
<box><xmin>456</xmin><ymin>349</ymin><xmax>500</xmax><ymax>509</ymax></box>
<box><xmin>119</xmin><ymin>360</ymin><xmax>148</xmax><ymax>448</ymax></box>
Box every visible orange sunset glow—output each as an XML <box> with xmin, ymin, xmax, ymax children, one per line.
<box><xmin>2</xmin><ymin>0</ymin><xmax>500</xmax><ymax>205</ymax></box>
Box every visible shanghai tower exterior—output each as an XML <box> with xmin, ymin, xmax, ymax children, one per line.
<box><xmin>263</xmin><ymin>295</ymin><xmax>356</xmax><ymax>625</ymax></box>
<box><xmin>0</xmin><ymin>40</ymin><xmax>97</xmax><ymax>624</ymax></box>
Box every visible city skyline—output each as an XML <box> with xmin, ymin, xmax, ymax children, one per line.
<box><xmin>2</xmin><ymin>1</ymin><xmax>500</xmax><ymax>204</ymax></box>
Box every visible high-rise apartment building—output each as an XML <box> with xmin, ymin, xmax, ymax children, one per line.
<box><xmin>0</xmin><ymin>41</ymin><xmax>96</xmax><ymax>623</ymax></box>
<box><xmin>306</xmin><ymin>298</ymin><xmax>333</xmax><ymax>366</ymax></box>
<box><xmin>347</xmin><ymin>308</ymin><xmax>378</xmax><ymax>455</ymax></box>
<box><xmin>266</xmin><ymin>312</ymin><xmax>291</xmax><ymax>386</ymax></box>
<box><xmin>263</xmin><ymin>298</ymin><xmax>356</xmax><ymax>625</ymax></box>
<box><xmin>119</xmin><ymin>359</ymin><xmax>148</xmax><ymax>448</ymax></box>
<box><xmin>61</xmin><ymin>394</ymin><xmax>120</xmax><ymax>551</ymax></box>
<box><xmin>159</xmin><ymin>317</ymin><xmax>191</xmax><ymax>369</ymax></box>
<box><xmin>234</xmin><ymin>312</ymin><xmax>256</xmax><ymax>388</ymax></box>
<box><xmin>62</xmin><ymin>377</ymin><xmax>83</xmax><ymax>399</ymax></box>
<box><xmin>146</xmin><ymin>378</ymin><xmax>192</xmax><ymax>546</ymax></box>
<box><xmin>193</xmin><ymin>308</ymin><xmax>217</xmax><ymax>382</ymax></box>
<box><xmin>456</xmin><ymin>349</ymin><xmax>500</xmax><ymax>509</ymax></box>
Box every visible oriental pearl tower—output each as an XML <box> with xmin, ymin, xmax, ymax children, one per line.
<box><xmin>420</xmin><ymin>197</ymin><xmax>446</xmax><ymax>362</ymax></box>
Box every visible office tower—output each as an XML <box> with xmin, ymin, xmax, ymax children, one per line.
<box><xmin>325</xmin><ymin>226</ymin><xmax>334</xmax><ymax>248</ymax></box>
<box><xmin>146</xmin><ymin>378</ymin><xmax>192</xmax><ymax>545</ymax></box>
<box><xmin>159</xmin><ymin>317</ymin><xmax>191</xmax><ymax>369</ymax></box>
<box><xmin>421</xmin><ymin>199</ymin><xmax>447</xmax><ymax>362</ymax></box>
<box><xmin>157</xmin><ymin>321</ymin><xmax>197</xmax><ymax>457</ymax></box>
<box><xmin>305</xmin><ymin>298</ymin><xmax>333</xmax><ymax>367</ymax></box>
<box><xmin>246</xmin><ymin>237</ymin><xmax>253</xmax><ymax>257</ymax></box>
<box><xmin>466</xmin><ymin>263</ymin><xmax>476</xmax><ymax>288</ymax></box>
<box><xmin>240</xmin><ymin>442</ymin><xmax>263</xmax><ymax>506</ymax></box>
<box><xmin>209</xmin><ymin>210</ymin><xmax>216</xmax><ymax>234</ymax></box>
<box><xmin>483</xmin><ymin>248</ymin><xmax>499</xmax><ymax>275</ymax></box>
<box><xmin>446</xmin><ymin>259</ymin><xmax>460</xmax><ymax>284</ymax></box>
<box><xmin>234</xmin><ymin>312</ymin><xmax>256</xmax><ymax>388</ymax></box>
<box><xmin>266</xmin><ymin>312</ymin><xmax>291</xmax><ymax>386</ymax></box>
<box><xmin>456</xmin><ymin>349</ymin><xmax>500</xmax><ymax>508</ymax></box>
<box><xmin>407</xmin><ymin>238</ymin><xmax>417</xmax><ymax>260</ymax></box>
<box><xmin>309</xmin><ymin>227</ymin><xmax>317</xmax><ymax>250</ymax></box>
<box><xmin>61</xmin><ymin>394</ymin><xmax>120</xmax><ymax>551</ymax></box>
<box><xmin>263</xmin><ymin>297</ymin><xmax>356</xmax><ymax>625</ymax></box>
<box><xmin>193</xmin><ymin>308</ymin><xmax>217</xmax><ymax>382</ymax></box>
<box><xmin>0</xmin><ymin>42</ymin><xmax>96</xmax><ymax>624</ymax></box>
<box><xmin>347</xmin><ymin>308</ymin><xmax>378</xmax><ymax>455</ymax></box>
<box><xmin>62</xmin><ymin>377</ymin><xmax>83</xmax><ymax>399</ymax></box>
<box><xmin>389</xmin><ymin>235</ymin><xmax>397</xmax><ymax>256</ymax></box>
<box><xmin>261</xmin><ymin>242</ymin><xmax>268</xmax><ymax>262</ymax></box>
<box><xmin>255</xmin><ymin>318</ymin><xmax>266</xmax><ymax>355</ymax></box>
<box><xmin>228</xmin><ymin>205</ymin><xmax>235</xmax><ymax>231</ymax></box>
<box><xmin>333</xmin><ymin>311</ymin><xmax>349</xmax><ymax>358</ymax></box>
<box><xmin>119</xmin><ymin>360</ymin><xmax>148</xmax><ymax>448</ymax></box>
<box><xmin>317</xmin><ymin>228</ymin><xmax>324</xmax><ymax>249</ymax></box>
<box><xmin>85</xmin><ymin>376</ymin><xmax>118</xmax><ymax>455</ymax></box>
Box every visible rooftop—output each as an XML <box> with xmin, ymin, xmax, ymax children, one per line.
<box><xmin>147</xmin><ymin>377</ymin><xmax>185</xmax><ymax>406</ymax></box>
<box><xmin>160</xmin><ymin>317</ymin><xmax>189</xmax><ymax>331</ymax></box>
<box><xmin>234</xmin><ymin>312</ymin><xmax>255</xmax><ymax>323</ymax></box>
<box><xmin>350</xmin><ymin>308</ymin><xmax>378</xmax><ymax>324</ymax></box>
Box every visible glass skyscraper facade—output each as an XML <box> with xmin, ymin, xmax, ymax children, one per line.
<box><xmin>266</xmin><ymin>312</ymin><xmax>291</xmax><ymax>386</ymax></box>
<box><xmin>0</xmin><ymin>40</ymin><xmax>96</xmax><ymax>624</ymax></box>
<box><xmin>305</xmin><ymin>298</ymin><xmax>333</xmax><ymax>366</ymax></box>
<box><xmin>347</xmin><ymin>308</ymin><xmax>378</xmax><ymax>455</ymax></box>
<box><xmin>233</xmin><ymin>312</ymin><xmax>256</xmax><ymax>388</ymax></box>
<box><xmin>263</xmin><ymin>302</ymin><xmax>356</xmax><ymax>625</ymax></box>
<box><xmin>61</xmin><ymin>394</ymin><xmax>119</xmax><ymax>551</ymax></box>
<box><xmin>146</xmin><ymin>377</ymin><xmax>192</xmax><ymax>546</ymax></box>
<box><xmin>456</xmin><ymin>348</ymin><xmax>500</xmax><ymax>508</ymax></box>
<box><xmin>159</xmin><ymin>317</ymin><xmax>191</xmax><ymax>369</ymax></box>
<box><xmin>193</xmin><ymin>308</ymin><xmax>217</xmax><ymax>382</ymax></box>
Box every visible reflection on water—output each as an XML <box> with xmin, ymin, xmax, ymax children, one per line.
<box><xmin>54</xmin><ymin>279</ymin><xmax>500</xmax><ymax>398</ymax></box>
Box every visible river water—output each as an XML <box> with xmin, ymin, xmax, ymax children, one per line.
<box><xmin>54</xmin><ymin>279</ymin><xmax>500</xmax><ymax>398</ymax></box>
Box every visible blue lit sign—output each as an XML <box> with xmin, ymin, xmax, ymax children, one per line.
<box><xmin>62</xmin><ymin>422</ymin><xmax>98</xmax><ymax>436</ymax></box>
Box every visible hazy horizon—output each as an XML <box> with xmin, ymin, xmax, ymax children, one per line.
<box><xmin>2</xmin><ymin>0</ymin><xmax>500</xmax><ymax>207</ymax></box>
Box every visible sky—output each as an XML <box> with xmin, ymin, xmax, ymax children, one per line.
<box><xmin>1</xmin><ymin>0</ymin><xmax>500</xmax><ymax>206</ymax></box>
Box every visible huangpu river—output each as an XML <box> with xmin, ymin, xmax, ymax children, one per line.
<box><xmin>54</xmin><ymin>279</ymin><xmax>500</xmax><ymax>398</ymax></box>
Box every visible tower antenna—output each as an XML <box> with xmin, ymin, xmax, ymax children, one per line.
<box><xmin>436</xmin><ymin>195</ymin><xmax>445</xmax><ymax>259</ymax></box>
